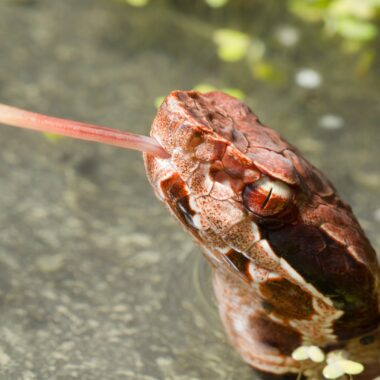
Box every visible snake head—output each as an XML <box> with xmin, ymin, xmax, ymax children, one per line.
<box><xmin>144</xmin><ymin>90</ymin><xmax>380</xmax><ymax>341</ymax></box>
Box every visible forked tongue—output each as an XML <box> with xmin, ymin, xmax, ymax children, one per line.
<box><xmin>0</xmin><ymin>103</ymin><xmax>169</xmax><ymax>158</ymax></box>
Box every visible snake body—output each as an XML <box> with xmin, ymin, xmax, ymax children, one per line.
<box><xmin>144</xmin><ymin>91</ymin><xmax>380</xmax><ymax>379</ymax></box>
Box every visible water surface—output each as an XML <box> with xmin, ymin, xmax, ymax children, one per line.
<box><xmin>0</xmin><ymin>1</ymin><xmax>379</xmax><ymax>379</ymax></box>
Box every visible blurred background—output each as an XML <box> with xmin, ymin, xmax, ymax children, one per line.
<box><xmin>0</xmin><ymin>0</ymin><xmax>379</xmax><ymax>379</ymax></box>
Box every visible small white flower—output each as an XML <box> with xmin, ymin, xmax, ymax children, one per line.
<box><xmin>295</xmin><ymin>69</ymin><xmax>322</xmax><ymax>89</ymax></box>
<box><xmin>323</xmin><ymin>351</ymin><xmax>364</xmax><ymax>379</ymax></box>
<box><xmin>318</xmin><ymin>114</ymin><xmax>344</xmax><ymax>131</ymax></box>
<box><xmin>292</xmin><ymin>345</ymin><xmax>325</xmax><ymax>363</ymax></box>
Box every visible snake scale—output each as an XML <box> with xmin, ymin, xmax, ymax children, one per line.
<box><xmin>144</xmin><ymin>91</ymin><xmax>380</xmax><ymax>379</ymax></box>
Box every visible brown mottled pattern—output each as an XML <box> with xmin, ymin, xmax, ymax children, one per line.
<box><xmin>144</xmin><ymin>91</ymin><xmax>380</xmax><ymax>378</ymax></box>
<box><xmin>250</xmin><ymin>313</ymin><xmax>302</xmax><ymax>356</ymax></box>
<box><xmin>259</xmin><ymin>279</ymin><xmax>314</xmax><ymax>320</ymax></box>
<box><xmin>225</xmin><ymin>249</ymin><xmax>251</xmax><ymax>274</ymax></box>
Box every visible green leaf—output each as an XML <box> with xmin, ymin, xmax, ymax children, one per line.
<box><xmin>125</xmin><ymin>0</ymin><xmax>149</xmax><ymax>7</ymax></box>
<box><xmin>251</xmin><ymin>61</ymin><xmax>283</xmax><ymax>83</ymax></box>
<box><xmin>204</xmin><ymin>0</ymin><xmax>229</xmax><ymax>8</ymax></box>
<box><xmin>337</xmin><ymin>18</ymin><xmax>377</xmax><ymax>41</ymax></box>
<box><xmin>193</xmin><ymin>83</ymin><xmax>217</xmax><ymax>93</ymax></box>
<box><xmin>154</xmin><ymin>96</ymin><xmax>165</xmax><ymax>109</ymax></box>
<box><xmin>328</xmin><ymin>0</ymin><xmax>377</xmax><ymax>19</ymax></box>
<box><xmin>289</xmin><ymin>0</ymin><xmax>330</xmax><ymax>21</ymax></box>
<box><xmin>213</xmin><ymin>29</ymin><xmax>250</xmax><ymax>62</ymax></box>
<box><xmin>221</xmin><ymin>88</ymin><xmax>245</xmax><ymax>99</ymax></box>
<box><xmin>43</xmin><ymin>132</ymin><xmax>62</xmax><ymax>142</ymax></box>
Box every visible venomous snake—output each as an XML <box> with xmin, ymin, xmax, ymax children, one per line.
<box><xmin>144</xmin><ymin>91</ymin><xmax>380</xmax><ymax>379</ymax></box>
<box><xmin>1</xmin><ymin>90</ymin><xmax>379</xmax><ymax>379</ymax></box>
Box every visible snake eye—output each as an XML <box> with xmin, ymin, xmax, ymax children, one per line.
<box><xmin>243</xmin><ymin>177</ymin><xmax>293</xmax><ymax>217</ymax></box>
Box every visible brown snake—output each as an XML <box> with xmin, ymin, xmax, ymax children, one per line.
<box><xmin>1</xmin><ymin>91</ymin><xmax>379</xmax><ymax>379</ymax></box>
<box><xmin>145</xmin><ymin>91</ymin><xmax>380</xmax><ymax>379</ymax></box>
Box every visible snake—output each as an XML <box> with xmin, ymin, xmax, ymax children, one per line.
<box><xmin>144</xmin><ymin>91</ymin><xmax>380</xmax><ymax>379</ymax></box>
<box><xmin>1</xmin><ymin>91</ymin><xmax>379</xmax><ymax>379</ymax></box>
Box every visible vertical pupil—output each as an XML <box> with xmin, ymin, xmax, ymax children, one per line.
<box><xmin>261</xmin><ymin>187</ymin><xmax>273</xmax><ymax>209</ymax></box>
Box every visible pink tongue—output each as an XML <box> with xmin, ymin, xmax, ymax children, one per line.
<box><xmin>0</xmin><ymin>103</ymin><xmax>169</xmax><ymax>159</ymax></box>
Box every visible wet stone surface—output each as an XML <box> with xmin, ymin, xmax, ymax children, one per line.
<box><xmin>0</xmin><ymin>0</ymin><xmax>379</xmax><ymax>379</ymax></box>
